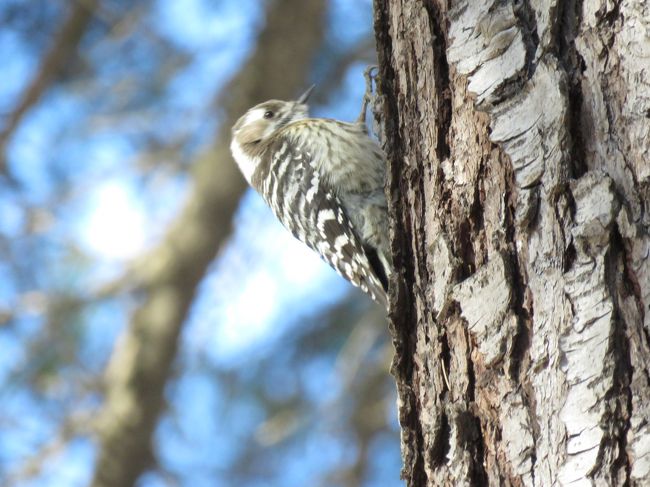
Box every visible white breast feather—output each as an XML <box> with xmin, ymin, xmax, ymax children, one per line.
<box><xmin>230</xmin><ymin>138</ymin><xmax>257</xmax><ymax>186</ymax></box>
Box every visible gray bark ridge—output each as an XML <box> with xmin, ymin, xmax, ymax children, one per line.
<box><xmin>447</xmin><ymin>1</ymin><xmax>650</xmax><ymax>485</ymax></box>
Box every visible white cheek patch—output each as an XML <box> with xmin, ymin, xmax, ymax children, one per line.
<box><xmin>244</xmin><ymin>108</ymin><xmax>277</xmax><ymax>140</ymax></box>
<box><xmin>230</xmin><ymin>139</ymin><xmax>257</xmax><ymax>185</ymax></box>
<box><xmin>244</xmin><ymin>108</ymin><xmax>267</xmax><ymax>125</ymax></box>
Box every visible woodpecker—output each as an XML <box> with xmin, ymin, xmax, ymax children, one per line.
<box><xmin>230</xmin><ymin>85</ymin><xmax>391</xmax><ymax>308</ymax></box>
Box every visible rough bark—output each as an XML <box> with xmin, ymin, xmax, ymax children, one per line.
<box><xmin>374</xmin><ymin>0</ymin><xmax>650</xmax><ymax>485</ymax></box>
<box><xmin>89</xmin><ymin>0</ymin><xmax>326</xmax><ymax>485</ymax></box>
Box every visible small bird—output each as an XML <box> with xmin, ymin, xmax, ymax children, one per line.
<box><xmin>230</xmin><ymin>86</ymin><xmax>391</xmax><ymax>308</ymax></box>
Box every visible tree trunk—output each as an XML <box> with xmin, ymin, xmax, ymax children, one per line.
<box><xmin>373</xmin><ymin>0</ymin><xmax>650</xmax><ymax>485</ymax></box>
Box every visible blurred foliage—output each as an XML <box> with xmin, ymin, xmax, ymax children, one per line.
<box><xmin>0</xmin><ymin>0</ymin><xmax>399</xmax><ymax>486</ymax></box>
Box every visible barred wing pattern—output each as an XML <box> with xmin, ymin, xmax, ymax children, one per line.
<box><xmin>256</xmin><ymin>136</ymin><xmax>388</xmax><ymax>307</ymax></box>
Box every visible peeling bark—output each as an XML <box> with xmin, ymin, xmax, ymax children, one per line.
<box><xmin>374</xmin><ymin>0</ymin><xmax>650</xmax><ymax>485</ymax></box>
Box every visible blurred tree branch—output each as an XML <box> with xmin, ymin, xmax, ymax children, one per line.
<box><xmin>0</xmin><ymin>0</ymin><xmax>98</xmax><ymax>175</ymax></box>
<box><xmin>89</xmin><ymin>0</ymin><xmax>327</xmax><ymax>485</ymax></box>
<box><xmin>6</xmin><ymin>408</ymin><xmax>93</xmax><ymax>485</ymax></box>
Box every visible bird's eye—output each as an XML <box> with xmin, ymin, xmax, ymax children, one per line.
<box><xmin>263</xmin><ymin>111</ymin><xmax>274</xmax><ymax>119</ymax></box>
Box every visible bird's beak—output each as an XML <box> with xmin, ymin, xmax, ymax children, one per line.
<box><xmin>297</xmin><ymin>85</ymin><xmax>315</xmax><ymax>104</ymax></box>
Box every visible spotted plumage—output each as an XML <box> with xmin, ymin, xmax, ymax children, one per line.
<box><xmin>230</xmin><ymin>87</ymin><xmax>391</xmax><ymax>308</ymax></box>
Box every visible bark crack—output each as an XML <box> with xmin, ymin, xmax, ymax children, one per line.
<box><xmin>422</xmin><ymin>1</ymin><xmax>451</xmax><ymax>161</ymax></box>
<box><xmin>505</xmin><ymin>180</ymin><xmax>539</xmax><ymax>484</ymax></box>
<box><xmin>555</xmin><ymin>0</ymin><xmax>587</xmax><ymax>178</ymax></box>
<box><xmin>430</xmin><ymin>411</ymin><xmax>450</xmax><ymax>467</ymax></box>
<box><xmin>465</xmin><ymin>358</ymin><xmax>490</xmax><ymax>485</ymax></box>
<box><xmin>513</xmin><ymin>0</ymin><xmax>540</xmax><ymax>77</ymax></box>
<box><xmin>608</xmin><ymin>228</ymin><xmax>635</xmax><ymax>483</ymax></box>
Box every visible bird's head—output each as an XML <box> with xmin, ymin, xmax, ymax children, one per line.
<box><xmin>231</xmin><ymin>85</ymin><xmax>314</xmax><ymax>148</ymax></box>
<box><xmin>231</xmin><ymin>86</ymin><xmax>314</xmax><ymax>185</ymax></box>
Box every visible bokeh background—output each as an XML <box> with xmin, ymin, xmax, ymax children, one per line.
<box><xmin>0</xmin><ymin>0</ymin><xmax>400</xmax><ymax>486</ymax></box>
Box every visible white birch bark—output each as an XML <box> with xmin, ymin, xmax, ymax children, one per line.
<box><xmin>374</xmin><ymin>0</ymin><xmax>650</xmax><ymax>484</ymax></box>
